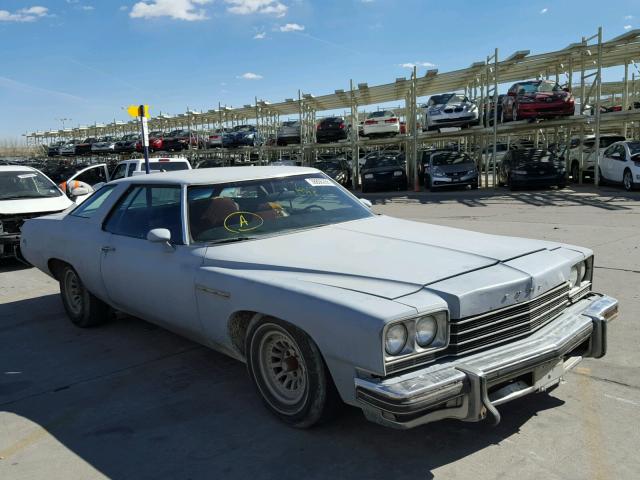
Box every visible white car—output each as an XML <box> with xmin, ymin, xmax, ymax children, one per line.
<box><xmin>0</xmin><ymin>165</ymin><xmax>72</xmax><ymax>260</ymax></box>
<box><xmin>362</xmin><ymin>111</ymin><xmax>400</xmax><ymax>137</ymax></box>
<box><xmin>53</xmin><ymin>164</ymin><xmax>109</xmax><ymax>204</ymax></box>
<box><xmin>59</xmin><ymin>141</ymin><xmax>79</xmax><ymax>156</ymax></box>
<box><xmin>600</xmin><ymin>140</ymin><xmax>640</xmax><ymax>191</ymax></box>
<box><xmin>20</xmin><ymin>167</ymin><xmax>617</xmax><ymax>429</ymax></box>
<box><xmin>91</xmin><ymin>136</ymin><xmax>118</xmax><ymax>154</ymax></box>
<box><xmin>109</xmin><ymin>157</ymin><xmax>192</xmax><ymax>180</ymax></box>
<box><xmin>566</xmin><ymin>134</ymin><xmax>626</xmax><ymax>182</ymax></box>
<box><xmin>422</xmin><ymin>93</ymin><xmax>479</xmax><ymax>131</ymax></box>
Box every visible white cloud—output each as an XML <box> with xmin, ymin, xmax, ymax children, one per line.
<box><xmin>540</xmin><ymin>7</ymin><xmax>548</xmax><ymax>14</ymax></box>
<box><xmin>253</xmin><ymin>32</ymin><xmax>266</xmax><ymax>39</ymax></box>
<box><xmin>0</xmin><ymin>5</ymin><xmax>49</xmax><ymax>22</ymax></box>
<box><xmin>360</xmin><ymin>0</ymin><xmax>375</xmax><ymax>3</ymax></box>
<box><xmin>130</xmin><ymin>0</ymin><xmax>212</xmax><ymax>21</ymax></box>
<box><xmin>238</xmin><ymin>72</ymin><xmax>263</xmax><ymax>80</ymax></box>
<box><xmin>624</xmin><ymin>15</ymin><xmax>633</xmax><ymax>20</ymax></box>
<box><xmin>81</xmin><ymin>5</ymin><xmax>95</xmax><ymax>11</ymax></box>
<box><xmin>279</xmin><ymin>22</ymin><xmax>304</xmax><ymax>32</ymax></box>
<box><xmin>400</xmin><ymin>61</ymin><xmax>436</xmax><ymax>69</ymax></box>
<box><xmin>624</xmin><ymin>24</ymin><xmax>632</xmax><ymax>30</ymax></box>
<box><xmin>119</xmin><ymin>5</ymin><xmax>128</xmax><ymax>11</ymax></box>
<box><xmin>225</xmin><ymin>1</ymin><xmax>287</xmax><ymax>17</ymax></box>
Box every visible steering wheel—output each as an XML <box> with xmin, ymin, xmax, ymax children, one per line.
<box><xmin>302</xmin><ymin>205</ymin><xmax>325</xmax><ymax>212</ymax></box>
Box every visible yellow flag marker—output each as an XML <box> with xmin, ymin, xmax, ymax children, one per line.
<box><xmin>126</xmin><ymin>105</ymin><xmax>150</xmax><ymax>118</ymax></box>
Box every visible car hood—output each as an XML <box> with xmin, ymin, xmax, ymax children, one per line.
<box><xmin>431</xmin><ymin>162</ymin><xmax>476</xmax><ymax>173</ymax></box>
<box><xmin>0</xmin><ymin>195</ymin><xmax>72</xmax><ymax>215</ymax></box>
<box><xmin>201</xmin><ymin>216</ymin><xmax>576</xmax><ymax>300</ymax></box>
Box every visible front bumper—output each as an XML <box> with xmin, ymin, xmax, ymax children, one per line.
<box><xmin>429</xmin><ymin>173</ymin><xmax>479</xmax><ymax>188</ymax></box>
<box><xmin>355</xmin><ymin>293</ymin><xmax>617</xmax><ymax>429</ymax></box>
<box><xmin>362</xmin><ymin>175</ymin><xmax>407</xmax><ymax>191</ymax></box>
<box><xmin>429</xmin><ymin>113</ymin><xmax>478</xmax><ymax>127</ymax></box>
<box><xmin>518</xmin><ymin>103</ymin><xmax>574</xmax><ymax>118</ymax></box>
<box><xmin>511</xmin><ymin>173</ymin><xmax>566</xmax><ymax>187</ymax></box>
<box><xmin>0</xmin><ymin>233</ymin><xmax>21</xmax><ymax>259</ymax></box>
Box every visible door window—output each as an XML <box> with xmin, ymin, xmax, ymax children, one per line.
<box><xmin>104</xmin><ymin>185</ymin><xmax>183</xmax><ymax>243</ymax></box>
<box><xmin>111</xmin><ymin>164</ymin><xmax>128</xmax><ymax>180</ymax></box>
<box><xmin>76</xmin><ymin>166</ymin><xmax>107</xmax><ymax>185</ymax></box>
<box><xmin>70</xmin><ymin>185</ymin><xmax>116</xmax><ymax>218</ymax></box>
<box><xmin>127</xmin><ymin>163</ymin><xmax>137</xmax><ymax>176</ymax></box>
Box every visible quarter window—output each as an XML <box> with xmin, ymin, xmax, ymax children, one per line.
<box><xmin>111</xmin><ymin>164</ymin><xmax>128</xmax><ymax>180</ymax></box>
<box><xmin>70</xmin><ymin>185</ymin><xmax>116</xmax><ymax>218</ymax></box>
<box><xmin>104</xmin><ymin>185</ymin><xmax>183</xmax><ymax>243</ymax></box>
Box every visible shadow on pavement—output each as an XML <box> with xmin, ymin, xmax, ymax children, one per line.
<box><xmin>1</xmin><ymin>294</ymin><xmax>565</xmax><ymax>479</ymax></box>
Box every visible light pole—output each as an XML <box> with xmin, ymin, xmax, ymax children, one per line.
<box><xmin>57</xmin><ymin>118</ymin><xmax>71</xmax><ymax>130</ymax></box>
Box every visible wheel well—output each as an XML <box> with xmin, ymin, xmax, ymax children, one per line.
<box><xmin>47</xmin><ymin>258</ymin><xmax>70</xmax><ymax>281</ymax></box>
<box><xmin>228</xmin><ymin>311</ymin><xmax>263</xmax><ymax>358</ymax></box>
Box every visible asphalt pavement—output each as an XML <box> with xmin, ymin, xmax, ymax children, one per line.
<box><xmin>1</xmin><ymin>184</ymin><xmax>639</xmax><ymax>480</ymax></box>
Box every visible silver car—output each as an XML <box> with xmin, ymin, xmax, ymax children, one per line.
<box><xmin>277</xmin><ymin>121</ymin><xmax>301</xmax><ymax>145</ymax></box>
<box><xmin>21</xmin><ymin>167</ymin><xmax>618</xmax><ymax>429</ymax></box>
<box><xmin>422</xmin><ymin>93</ymin><xmax>479</xmax><ymax>131</ymax></box>
<box><xmin>91</xmin><ymin>136</ymin><xmax>118</xmax><ymax>154</ymax></box>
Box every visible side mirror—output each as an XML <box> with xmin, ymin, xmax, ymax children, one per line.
<box><xmin>69</xmin><ymin>185</ymin><xmax>91</xmax><ymax>198</ymax></box>
<box><xmin>147</xmin><ymin>228</ymin><xmax>174</xmax><ymax>250</ymax></box>
<box><xmin>359</xmin><ymin>198</ymin><xmax>373</xmax><ymax>208</ymax></box>
<box><xmin>563</xmin><ymin>87</ymin><xmax>571</xmax><ymax>93</ymax></box>
<box><xmin>507</xmin><ymin>91</ymin><xmax>516</xmax><ymax>97</ymax></box>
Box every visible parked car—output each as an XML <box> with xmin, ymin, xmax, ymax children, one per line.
<box><xmin>47</xmin><ymin>141</ymin><xmax>65</xmax><ymax>157</ymax></box>
<box><xmin>316</xmin><ymin>117</ymin><xmax>349</xmax><ymax>143</ymax></box>
<box><xmin>114</xmin><ymin>134</ymin><xmax>140</xmax><ymax>154</ymax></box>
<box><xmin>419</xmin><ymin>148</ymin><xmax>456</xmax><ymax>182</ymax></box>
<box><xmin>599</xmin><ymin>141</ymin><xmax>640</xmax><ymax>191</ymax></box>
<box><xmin>75</xmin><ymin>137</ymin><xmax>98</xmax><ymax>156</ymax></box>
<box><xmin>277</xmin><ymin>121</ymin><xmax>301</xmax><ymax>145</ymax></box>
<box><xmin>91</xmin><ymin>136</ymin><xmax>118</xmax><ymax>155</ymax></box>
<box><xmin>48</xmin><ymin>163</ymin><xmax>110</xmax><ymax>203</ymax></box>
<box><xmin>206</xmin><ymin>128</ymin><xmax>231</xmax><ymax>148</ymax></box>
<box><xmin>566</xmin><ymin>134</ymin><xmax>627</xmax><ymax>183</ymax></box>
<box><xmin>110</xmin><ymin>157</ymin><xmax>192</xmax><ymax>180</ymax></box>
<box><xmin>479</xmin><ymin>143</ymin><xmax>509</xmax><ymax>171</ymax></box>
<box><xmin>363</xmin><ymin>111</ymin><xmax>400</xmax><ymax>137</ymax></box>
<box><xmin>59</xmin><ymin>140</ymin><xmax>80</xmax><ymax>156</ymax></box>
<box><xmin>482</xmin><ymin>94</ymin><xmax>505</xmax><ymax>126</ymax></box>
<box><xmin>314</xmin><ymin>157</ymin><xmax>351</xmax><ymax>187</ymax></box>
<box><xmin>0</xmin><ymin>165</ymin><xmax>73</xmax><ymax>260</ymax></box>
<box><xmin>196</xmin><ymin>159</ymin><xmax>225</xmax><ymax>169</ymax></box>
<box><xmin>498</xmin><ymin>148</ymin><xmax>566</xmax><ymax>190</ymax></box>
<box><xmin>424</xmin><ymin>151</ymin><xmax>479</xmax><ymax>191</ymax></box>
<box><xmin>361</xmin><ymin>152</ymin><xmax>407</xmax><ymax>192</ymax></box>
<box><xmin>20</xmin><ymin>166</ymin><xmax>618</xmax><ymax>429</ymax></box>
<box><xmin>230</xmin><ymin>125</ymin><xmax>262</xmax><ymax>147</ymax></box>
<box><xmin>501</xmin><ymin>80</ymin><xmax>574</xmax><ymax>122</ymax></box>
<box><xmin>162</xmin><ymin>130</ymin><xmax>197</xmax><ymax>151</ymax></box>
<box><xmin>422</xmin><ymin>93</ymin><xmax>479</xmax><ymax>131</ymax></box>
<box><xmin>136</xmin><ymin>131</ymin><xmax>166</xmax><ymax>153</ymax></box>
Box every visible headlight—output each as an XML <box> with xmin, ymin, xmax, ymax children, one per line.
<box><xmin>432</xmin><ymin>167</ymin><xmax>445</xmax><ymax>177</ymax></box>
<box><xmin>429</xmin><ymin>109</ymin><xmax>442</xmax><ymax>116</ymax></box>
<box><xmin>364</xmin><ymin>173</ymin><xmax>374</xmax><ymax>179</ymax></box>
<box><xmin>415</xmin><ymin>316</ymin><xmax>438</xmax><ymax>347</ymax></box>
<box><xmin>512</xmin><ymin>169</ymin><xmax>528</xmax><ymax>175</ymax></box>
<box><xmin>569</xmin><ymin>261</ymin><xmax>586</xmax><ymax>289</ymax></box>
<box><xmin>467</xmin><ymin>170</ymin><xmax>476</xmax><ymax>175</ymax></box>
<box><xmin>393</xmin><ymin>170</ymin><xmax>403</xmax><ymax>177</ymax></box>
<box><xmin>385</xmin><ymin>324</ymin><xmax>407</xmax><ymax>355</ymax></box>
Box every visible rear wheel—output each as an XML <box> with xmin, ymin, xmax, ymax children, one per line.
<box><xmin>570</xmin><ymin>162</ymin><xmax>580</xmax><ymax>183</ymax></box>
<box><xmin>623</xmin><ymin>169</ymin><xmax>634</xmax><ymax>191</ymax></box>
<box><xmin>246</xmin><ymin>317</ymin><xmax>338</xmax><ymax>428</ymax></box>
<box><xmin>59</xmin><ymin>265</ymin><xmax>111</xmax><ymax>328</ymax></box>
<box><xmin>512</xmin><ymin>104</ymin><xmax>518</xmax><ymax>122</ymax></box>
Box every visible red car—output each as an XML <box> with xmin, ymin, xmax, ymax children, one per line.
<box><xmin>501</xmin><ymin>80</ymin><xmax>574</xmax><ymax>122</ymax></box>
<box><xmin>136</xmin><ymin>131</ymin><xmax>164</xmax><ymax>152</ymax></box>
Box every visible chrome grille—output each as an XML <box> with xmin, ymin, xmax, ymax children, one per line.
<box><xmin>448</xmin><ymin>283</ymin><xmax>570</xmax><ymax>356</ymax></box>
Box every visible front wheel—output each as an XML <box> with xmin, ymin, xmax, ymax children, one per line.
<box><xmin>570</xmin><ymin>162</ymin><xmax>580</xmax><ymax>183</ymax></box>
<box><xmin>59</xmin><ymin>265</ymin><xmax>111</xmax><ymax>327</ymax></box>
<box><xmin>623</xmin><ymin>169</ymin><xmax>634</xmax><ymax>191</ymax></box>
<box><xmin>246</xmin><ymin>317</ymin><xmax>338</xmax><ymax>428</ymax></box>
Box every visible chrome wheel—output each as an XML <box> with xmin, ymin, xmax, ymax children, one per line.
<box><xmin>63</xmin><ymin>269</ymin><xmax>83</xmax><ymax>316</ymax></box>
<box><xmin>258</xmin><ymin>328</ymin><xmax>308</xmax><ymax>406</ymax></box>
<box><xmin>624</xmin><ymin>170</ymin><xmax>633</xmax><ymax>191</ymax></box>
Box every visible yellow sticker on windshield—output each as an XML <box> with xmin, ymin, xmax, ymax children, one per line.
<box><xmin>224</xmin><ymin>211</ymin><xmax>264</xmax><ymax>233</ymax></box>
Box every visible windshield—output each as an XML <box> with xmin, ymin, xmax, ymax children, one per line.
<box><xmin>188</xmin><ymin>173</ymin><xmax>371</xmax><ymax>243</ymax></box>
<box><xmin>513</xmin><ymin>149</ymin><xmax>555</xmax><ymax>164</ymax></box>
<box><xmin>432</xmin><ymin>153</ymin><xmax>474</xmax><ymax>166</ymax></box>
<box><xmin>428</xmin><ymin>93</ymin><xmax>458</xmax><ymax>106</ymax></box>
<box><xmin>367</xmin><ymin>111</ymin><xmax>394</xmax><ymax>118</ymax></box>
<box><xmin>149</xmin><ymin>161</ymin><xmax>190</xmax><ymax>172</ymax></box>
<box><xmin>233</xmin><ymin>125</ymin><xmax>255</xmax><ymax>132</ymax></box>
<box><xmin>0</xmin><ymin>170</ymin><xmax>62</xmax><ymax>200</ymax></box>
<box><xmin>518</xmin><ymin>81</ymin><xmax>562</xmax><ymax>94</ymax></box>
<box><xmin>364</xmin><ymin>156</ymin><xmax>402</xmax><ymax>168</ymax></box>
<box><xmin>314</xmin><ymin>161</ymin><xmax>341</xmax><ymax>171</ymax></box>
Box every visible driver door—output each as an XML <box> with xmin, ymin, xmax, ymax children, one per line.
<box><xmin>100</xmin><ymin>184</ymin><xmax>204</xmax><ymax>336</ymax></box>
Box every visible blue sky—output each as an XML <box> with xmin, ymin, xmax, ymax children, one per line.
<box><xmin>0</xmin><ymin>0</ymin><xmax>638</xmax><ymax>140</ymax></box>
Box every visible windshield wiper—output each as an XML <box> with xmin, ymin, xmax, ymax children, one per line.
<box><xmin>209</xmin><ymin>236</ymin><xmax>256</xmax><ymax>245</ymax></box>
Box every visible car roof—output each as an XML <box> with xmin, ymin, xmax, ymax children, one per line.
<box><xmin>111</xmin><ymin>166</ymin><xmax>319</xmax><ymax>186</ymax></box>
<box><xmin>0</xmin><ymin>165</ymin><xmax>37</xmax><ymax>172</ymax></box>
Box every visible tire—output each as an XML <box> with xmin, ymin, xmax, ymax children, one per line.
<box><xmin>245</xmin><ymin>317</ymin><xmax>339</xmax><ymax>428</ymax></box>
<box><xmin>570</xmin><ymin>162</ymin><xmax>580</xmax><ymax>184</ymax></box>
<box><xmin>512</xmin><ymin>104</ymin><xmax>518</xmax><ymax>122</ymax></box>
<box><xmin>471</xmin><ymin>182</ymin><xmax>479</xmax><ymax>190</ymax></box>
<box><xmin>598</xmin><ymin>168</ymin><xmax>607</xmax><ymax>186</ymax></box>
<box><xmin>59</xmin><ymin>265</ymin><xmax>111</xmax><ymax>328</ymax></box>
<box><xmin>623</xmin><ymin>169</ymin><xmax>634</xmax><ymax>191</ymax></box>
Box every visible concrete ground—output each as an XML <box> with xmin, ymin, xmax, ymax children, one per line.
<box><xmin>1</xmin><ymin>185</ymin><xmax>639</xmax><ymax>480</ymax></box>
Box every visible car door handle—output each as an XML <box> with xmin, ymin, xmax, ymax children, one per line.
<box><xmin>101</xmin><ymin>246</ymin><xmax>116</xmax><ymax>253</ymax></box>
